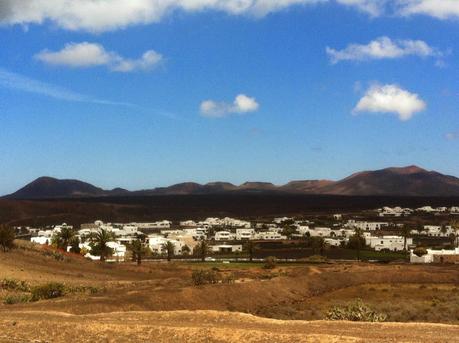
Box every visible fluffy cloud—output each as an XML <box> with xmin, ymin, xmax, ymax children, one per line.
<box><xmin>0</xmin><ymin>0</ymin><xmax>325</xmax><ymax>32</ymax></box>
<box><xmin>335</xmin><ymin>0</ymin><xmax>386</xmax><ymax>16</ymax></box>
<box><xmin>200</xmin><ymin>94</ymin><xmax>259</xmax><ymax>118</ymax></box>
<box><xmin>2</xmin><ymin>0</ymin><xmax>459</xmax><ymax>32</ymax></box>
<box><xmin>353</xmin><ymin>84</ymin><xmax>426</xmax><ymax>121</ymax></box>
<box><xmin>396</xmin><ymin>0</ymin><xmax>459</xmax><ymax>19</ymax></box>
<box><xmin>337</xmin><ymin>1</ymin><xmax>459</xmax><ymax>19</ymax></box>
<box><xmin>35</xmin><ymin>42</ymin><xmax>162</xmax><ymax>72</ymax></box>
<box><xmin>326</xmin><ymin>37</ymin><xmax>439</xmax><ymax>64</ymax></box>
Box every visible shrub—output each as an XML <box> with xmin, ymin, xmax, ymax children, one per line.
<box><xmin>413</xmin><ymin>247</ymin><xmax>428</xmax><ymax>257</ymax></box>
<box><xmin>31</xmin><ymin>282</ymin><xmax>65</xmax><ymax>301</ymax></box>
<box><xmin>1</xmin><ymin>278</ymin><xmax>30</xmax><ymax>292</ymax></box>
<box><xmin>307</xmin><ymin>255</ymin><xmax>328</xmax><ymax>263</ymax></box>
<box><xmin>42</xmin><ymin>248</ymin><xmax>65</xmax><ymax>261</ymax></box>
<box><xmin>192</xmin><ymin>269</ymin><xmax>219</xmax><ymax>286</ymax></box>
<box><xmin>263</xmin><ymin>256</ymin><xmax>277</xmax><ymax>269</ymax></box>
<box><xmin>326</xmin><ymin>299</ymin><xmax>387</xmax><ymax>322</ymax></box>
<box><xmin>221</xmin><ymin>273</ymin><xmax>236</xmax><ymax>284</ymax></box>
<box><xmin>0</xmin><ymin>225</ymin><xmax>15</xmax><ymax>252</ymax></box>
<box><xmin>3</xmin><ymin>294</ymin><xmax>31</xmax><ymax>305</ymax></box>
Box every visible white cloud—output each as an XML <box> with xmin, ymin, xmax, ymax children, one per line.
<box><xmin>2</xmin><ymin>0</ymin><xmax>459</xmax><ymax>31</ymax></box>
<box><xmin>396</xmin><ymin>0</ymin><xmax>459</xmax><ymax>19</ymax></box>
<box><xmin>337</xmin><ymin>0</ymin><xmax>459</xmax><ymax>20</ymax></box>
<box><xmin>335</xmin><ymin>0</ymin><xmax>386</xmax><ymax>16</ymax></box>
<box><xmin>0</xmin><ymin>67</ymin><xmax>133</xmax><ymax>106</ymax></box>
<box><xmin>35</xmin><ymin>42</ymin><xmax>162</xmax><ymax>72</ymax></box>
<box><xmin>327</xmin><ymin>37</ymin><xmax>439</xmax><ymax>64</ymax></box>
<box><xmin>200</xmin><ymin>94</ymin><xmax>259</xmax><ymax>118</ymax></box>
<box><xmin>353</xmin><ymin>84</ymin><xmax>426</xmax><ymax>121</ymax></box>
<box><xmin>0</xmin><ymin>0</ymin><xmax>325</xmax><ymax>32</ymax></box>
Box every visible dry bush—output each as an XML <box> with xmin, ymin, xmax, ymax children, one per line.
<box><xmin>263</xmin><ymin>256</ymin><xmax>277</xmax><ymax>269</ymax></box>
<box><xmin>326</xmin><ymin>299</ymin><xmax>387</xmax><ymax>322</ymax></box>
<box><xmin>31</xmin><ymin>282</ymin><xmax>65</xmax><ymax>301</ymax></box>
<box><xmin>192</xmin><ymin>270</ymin><xmax>219</xmax><ymax>286</ymax></box>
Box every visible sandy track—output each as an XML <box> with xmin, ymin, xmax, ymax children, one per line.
<box><xmin>1</xmin><ymin>310</ymin><xmax>458</xmax><ymax>343</ymax></box>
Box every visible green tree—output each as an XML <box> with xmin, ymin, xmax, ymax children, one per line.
<box><xmin>348</xmin><ymin>228</ymin><xmax>365</xmax><ymax>261</ymax></box>
<box><xmin>69</xmin><ymin>236</ymin><xmax>81</xmax><ymax>254</ymax></box>
<box><xmin>450</xmin><ymin>221</ymin><xmax>459</xmax><ymax>247</ymax></box>
<box><xmin>244</xmin><ymin>240</ymin><xmax>256</xmax><ymax>262</ymax></box>
<box><xmin>414</xmin><ymin>221</ymin><xmax>425</xmax><ymax>235</ymax></box>
<box><xmin>413</xmin><ymin>246</ymin><xmax>427</xmax><ymax>257</ymax></box>
<box><xmin>0</xmin><ymin>225</ymin><xmax>15</xmax><ymax>252</ymax></box>
<box><xmin>281</xmin><ymin>225</ymin><xmax>297</xmax><ymax>239</ymax></box>
<box><xmin>89</xmin><ymin>228</ymin><xmax>115</xmax><ymax>262</ymax></box>
<box><xmin>129</xmin><ymin>239</ymin><xmax>148</xmax><ymax>265</ymax></box>
<box><xmin>195</xmin><ymin>240</ymin><xmax>210</xmax><ymax>262</ymax></box>
<box><xmin>181</xmin><ymin>244</ymin><xmax>191</xmax><ymax>256</ymax></box>
<box><xmin>309</xmin><ymin>236</ymin><xmax>326</xmax><ymax>256</ymax></box>
<box><xmin>163</xmin><ymin>241</ymin><xmax>175</xmax><ymax>262</ymax></box>
<box><xmin>400</xmin><ymin>225</ymin><xmax>411</xmax><ymax>251</ymax></box>
<box><xmin>52</xmin><ymin>226</ymin><xmax>75</xmax><ymax>251</ymax></box>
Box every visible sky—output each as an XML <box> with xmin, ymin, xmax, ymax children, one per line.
<box><xmin>1</xmin><ymin>0</ymin><xmax>459</xmax><ymax>195</ymax></box>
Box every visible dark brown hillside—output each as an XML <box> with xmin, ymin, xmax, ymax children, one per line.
<box><xmin>317</xmin><ymin>166</ymin><xmax>459</xmax><ymax>196</ymax></box>
<box><xmin>280</xmin><ymin>180</ymin><xmax>334</xmax><ymax>193</ymax></box>
<box><xmin>4</xmin><ymin>165</ymin><xmax>459</xmax><ymax>199</ymax></box>
<box><xmin>7</xmin><ymin>177</ymin><xmax>107</xmax><ymax>199</ymax></box>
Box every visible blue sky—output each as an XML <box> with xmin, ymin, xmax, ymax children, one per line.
<box><xmin>0</xmin><ymin>0</ymin><xmax>459</xmax><ymax>194</ymax></box>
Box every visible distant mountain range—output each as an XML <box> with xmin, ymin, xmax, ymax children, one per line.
<box><xmin>5</xmin><ymin>166</ymin><xmax>459</xmax><ymax>199</ymax></box>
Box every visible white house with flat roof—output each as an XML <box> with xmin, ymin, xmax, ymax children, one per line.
<box><xmin>410</xmin><ymin>248</ymin><xmax>459</xmax><ymax>263</ymax></box>
<box><xmin>236</xmin><ymin>229</ymin><xmax>255</xmax><ymax>240</ymax></box>
<box><xmin>366</xmin><ymin>235</ymin><xmax>412</xmax><ymax>251</ymax></box>
<box><xmin>214</xmin><ymin>231</ymin><xmax>235</xmax><ymax>241</ymax></box>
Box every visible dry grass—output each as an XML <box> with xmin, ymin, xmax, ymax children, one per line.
<box><xmin>0</xmin><ymin>241</ymin><xmax>458</xmax><ymax>342</ymax></box>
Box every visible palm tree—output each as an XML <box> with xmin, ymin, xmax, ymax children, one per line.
<box><xmin>440</xmin><ymin>225</ymin><xmax>448</xmax><ymax>237</ymax></box>
<box><xmin>245</xmin><ymin>240</ymin><xmax>255</xmax><ymax>262</ymax></box>
<box><xmin>195</xmin><ymin>240</ymin><xmax>209</xmax><ymax>262</ymax></box>
<box><xmin>348</xmin><ymin>227</ymin><xmax>364</xmax><ymax>261</ymax></box>
<box><xmin>400</xmin><ymin>225</ymin><xmax>411</xmax><ymax>251</ymax></box>
<box><xmin>451</xmin><ymin>220</ymin><xmax>459</xmax><ymax>247</ymax></box>
<box><xmin>89</xmin><ymin>228</ymin><xmax>115</xmax><ymax>262</ymax></box>
<box><xmin>53</xmin><ymin>226</ymin><xmax>75</xmax><ymax>251</ymax></box>
<box><xmin>163</xmin><ymin>241</ymin><xmax>175</xmax><ymax>262</ymax></box>
<box><xmin>415</xmin><ymin>222</ymin><xmax>425</xmax><ymax>235</ymax></box>
<box><xmin>129</xmin><ymin>239</ymin><xmax>146</xmax><ymax>265</ymax></box>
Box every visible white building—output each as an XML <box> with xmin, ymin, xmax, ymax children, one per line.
<box><xmin>366</xmin><ymin>235</ymin><xmax>412</xmax><ymax>251</ymax></box>
<box><xmin>31</xmin><ymin>236</ymin><xmax>51</xmax><ymax>245</ymax></box>
<box><xmin>132</xmin><ymin>221</ymin><xmax>172</xmax><ymax>230</ymax></box>
<box><xmin>214</xmin><ymin>231</ymin><xmax>235</xmax><ymax>241</ymax></box>
<box><xmin>210</xmin><ymin>244</ymin><xmax>243</xmax><ymax>254</ymax></box>
<box><xmin>255</xmin><ymin>231</ymin><xmax>286</xmax><ymax>240</ymax></box>
<box><xmin>180</xmin><ymin>220</ymin><xmax>198</xmax><ymax>227</ymax></box>
<box><xmin>147</xmin><ymin>236</ymin><xmax>184</xmax><ymax>255</ymax></box>
<box><xmin>235</xmin><ymin>229</ymin><xmax>255</xmax><ymax>240</ymax></box>
<box><xmin>80</xmin><ymin>241</ymin><xmax>127</xmax><ymax>262</ymax></box>
<box><xmin>410</xmin><ymin>248</ymin><xmax>459</xmax><ymax>263</ymax></box>
<box><xmin>421</xmin><ymin>225</ymin><xmax>453</xmax><ymax>238</ymax></box>
<box><xmin>308</xmin><ymin>227</ymin><xmax>332</xmax><ymax>237</ymax></box>
<box><xmin>324</xmin><ymin>238</ymin><xmax>346</xmax><ymax>247</ymax></box>
<box><xmin>347</xmin><ymin>220</ymin><xmax>389</xmax><ymax>231</ymax></box>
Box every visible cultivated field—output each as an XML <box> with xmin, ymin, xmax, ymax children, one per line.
<box><xmin>0</xmin><ymin>241</ymin><xmax>458</xmax><ymax>342</ymax></box>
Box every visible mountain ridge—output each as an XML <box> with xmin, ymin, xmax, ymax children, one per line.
<box><xmin>5</xmin><ymin>165</ymin><xmax>459</xmax><ymax>199</ymax></box>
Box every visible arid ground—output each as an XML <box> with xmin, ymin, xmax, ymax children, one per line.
<box><xmin>0</xmin><ymin>242</ymin><xmax>458</xmax><ymax>342</ymax></box>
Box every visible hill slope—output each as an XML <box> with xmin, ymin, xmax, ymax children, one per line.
<box><xmin>6</xmin><ymin>177</ymin><xmax>131</xmax><ymax>199</ymax></box>
<box><xmin>317</xmin><ymin>166</ymin><xmax>459</xmax><ymax>196</ymax></box>
<box><xmin>4</xmin><ymin>166</ymin><xmax>459</xmax><ymax>199</ymax></box>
